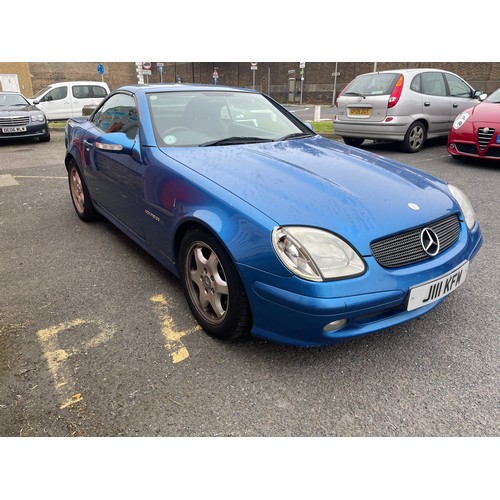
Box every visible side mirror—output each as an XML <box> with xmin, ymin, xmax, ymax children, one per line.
<box><xmin>473</xmin><ymin>90</ymin><xmax>485</xmax><ymax>99</ymax></box>
<box><xmin>478</xmin><ymin>92</ymin><xmax>488</xmax><ymax>102</ymax></box>
<box><xmin>95</xmin><ymin>132</ymin><xmax>136</xmax><ymax>154</ymax></box>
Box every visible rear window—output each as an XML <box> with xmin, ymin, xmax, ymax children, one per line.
<box><xmin>344</xmin><ymin>73</ymin><xmax>400</xmax><ymax>96</ymax></box>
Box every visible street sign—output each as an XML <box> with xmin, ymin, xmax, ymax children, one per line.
<box><xmin>97</xmin><ymin>63</ymin><xmax>104</xmax><ymax>75</ymax></box>
<box><xmin>299</xmin><ymin>62</ymin><xmax>306</xmax><ymax>68</ymax></box>
<box><xmin>142</xmin><ymin>70</ymin><xmax>152</xmax><ymax>75</ymax></box>
<box><xmin>251</xmin><ymin>62</ymin><xmax>258</xmax><ymax>70</ymax></box>
<box><xmin>142</xmin><ymin>62</ymin><xmax>152</xmax><ymax>70</ymax></box>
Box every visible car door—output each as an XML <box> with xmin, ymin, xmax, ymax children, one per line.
<box><xmin>420</xmin><ymin>72</ymin><xmax>452</xmax><ymax>135</ymax></box>
<box><xmin>82</xmin><ymin>92</ymin><xmax>146</xmax><ymax>238</ymax></box>
<box><xmin>70</xmin><ymin>84</ymin><xmax>95</xmax><ymax>118</ymax></box>
<box><xmin>443</xmin><ymin>72</ymin><xmax>477</xmax><ymax>121</ymax></box>
<box><xmin>38</xmin><ymin>85</ymin><xmax>70</xmax><ymax>120</ymax></box>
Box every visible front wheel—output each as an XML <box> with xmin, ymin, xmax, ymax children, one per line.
<box><xmin>180</xmin><ymin>227</ymin><xmax>251</xmax><ymax>341</ymax></box>
<box><xmin>401</xmin><ymin>121</ymin><xmax>426</xmax><ymax>153</ymax></box>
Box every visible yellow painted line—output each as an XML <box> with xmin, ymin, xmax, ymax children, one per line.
<box><xmin>150</xmin><ymin>294</ymin><xmax>200</xmax><ymax>363</ymax></box>
<box><xmin>60</xmin><ymin>394</ymin><xmax>83</xmax><ymax>409</ymax></box>
<box><xmin>37</xmin><ymin>318</ymin><xmax>116</xmax><ymax>409</ymax></box>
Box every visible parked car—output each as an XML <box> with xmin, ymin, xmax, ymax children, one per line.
<box><xmin>333</xmin><ymin>68</ymin><xmax>483</xmax><ymax>153</ymax></box>
<box><xmin>0</xmin><ymin>91</ymin><xmax>50</xmax><ymax>142</ymax></box>
<box><xmin>64</xmin><ymin>84</ymin><xmax>482</xmax><ymax>347</ymax></box>
<box><xmin>31</xmin><ymin>81</ymin><xmax>110</xmax><ymax>120</ymax></box>
<box><xmin>447</xmin><ymin>88</ymin><xmax>500</xmax><ymax>160</ymax></box>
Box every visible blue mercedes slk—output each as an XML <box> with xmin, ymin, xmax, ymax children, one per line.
<box><xmin>64</xmin><ymin>84</ymin><xmax>482</xmax><ymax>347</ymax></box>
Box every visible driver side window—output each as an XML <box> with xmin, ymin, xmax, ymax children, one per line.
<box><xmin>92</xmin><ymin>93</ymin><xmax>138</xmax><ymax>138</ymax></box>
<box><xmin>44</xmin><ymin>86</ymin><xmax>67</xmax><ymax>102</ymax></box>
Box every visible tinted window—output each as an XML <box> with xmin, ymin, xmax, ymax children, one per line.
<box><xmin>92</xmin><ymin>85</ymin><xmax>108</xmax><ymax>98</ymax></box>
<box><xmin>485</xmin><ymin>88</ymin><xmax>500</xmax><ymax>103</ymax></box>
<box><xmin>410</xmin><ymin>74</ymin><xmax>421</xmax><ymax>93</ymax></box>
<box><xmin>92</xmin><ymin>93</ymin><xmax>138</xmax><ymax>138</ymax></box>
<box><xmin>444</xmin><ymin>73</ymin><xmax>472</xmax><ymax>98</ymax></box>
<box><xmin>73</xmin><ymin>85</ymin><xmax>91</xmax><ymax>99</ymax></box>
<box><xmin>344</xmin><ymin>73</ymin><xmax>400</xmax><ymax>96</ymax></box>
<box><xmin>44</xmin><ymin>86</ymin><xmax>67</xmax><ymax>102</ymax></box>
<box><xmin>421</xmin><ymin>72</ymin><xmax>447</xmax><ymax>97</ymax></box>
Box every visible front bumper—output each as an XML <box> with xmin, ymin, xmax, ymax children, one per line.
<box><xmin>240</xmin><ymin>221</ymin><xmax>483</xmax><ymax>347</ymax></box>
<box><xmin>0</xmin><ymin>123</ymin><xmax>50</xmax><ymax>140</ymax></box>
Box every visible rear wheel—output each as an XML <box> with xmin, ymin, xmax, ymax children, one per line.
<box><xmin>180</xmin><ymin>227</ymin><xmax>251</xmax><ymax>341</ymax></box>
<box><xmin>343</xmin><ymin>137</ymin><xmax>365</xmax><ymax>147</ymax></box>
<box><xmin>401</xmin><ymin>121</ymin><xmax>426</xmax><ymax>153</ymax></box>
<box><xmin>68</xmin><ymin>160</ymin><xmax>97</xmax><ymax>221</ymax></box>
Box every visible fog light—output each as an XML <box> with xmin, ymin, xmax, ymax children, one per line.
<box><xmin>323</xmin><ymin>319</ymin><xmax>347</xmax><ymax>332</ymax></box>
<box><xmin>449</xmin><ymin>143</ymin><xmax>456</xmax><ymax>149</ymax></box>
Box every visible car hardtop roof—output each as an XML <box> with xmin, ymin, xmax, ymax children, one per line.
<box><xmin>362</xmin><ymin>68</ymin><xmax>460</xmax><ymax>76</ymax></box>
<box><xmin>117</xmin><ymin>83</ymin><xmax>259</xmax><ymax>95</ymax></box>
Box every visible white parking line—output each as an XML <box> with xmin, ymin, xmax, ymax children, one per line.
<box><xmin>0</xmin><ymin>174</ymin><xmax>19</xmax><ymax>187</ymax></box>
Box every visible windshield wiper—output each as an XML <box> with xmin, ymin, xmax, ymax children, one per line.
<box><xmin>279</xmin><ymin>132</ymin><xmax>315</xmax><ymax>141</ymax></box>
<box><xmin>344</xmin><ymin>92</ymin><xmax>366</xmax><ymax>98</ymax></box>
<box><xmin>200</xmin><ymin>136</ymin><xmax>275</xmax><ymax>147</ymax></box>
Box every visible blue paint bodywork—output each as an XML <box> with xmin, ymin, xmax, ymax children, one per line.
<box><xmin>65</xmin><ymin>84</ymin><xmax>482</xmax><ymax>346</ymax></box>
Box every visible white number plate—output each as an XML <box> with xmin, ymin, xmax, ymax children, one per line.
<box><xmin>2</xmin><ymin>126</ymin><xmax>27</xmax><ymax>133</ymax></box>
<box><xmin>407</xmin><ymin>261</ymin><xmax>469</xmax><ymax>311</ymax></box>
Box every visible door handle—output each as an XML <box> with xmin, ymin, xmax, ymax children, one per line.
<box><xmin>453</xmin><ymin>103</ymin><xmax>458</xmax><ymax>108</ymax></box>
<box><xmin>83</xmin><ymin>139</ymin><xmax>93</xmax><ymax>151</ymax></box>
<box><xmin>424</xmin><ymin>102</ymin><xmax>431</xmax><ymax>107</ymax></box>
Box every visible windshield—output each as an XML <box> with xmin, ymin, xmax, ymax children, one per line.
<box><xmin>485</xmin><ymin>88</ymin><xmax>500</xmax><ymax>103</ymax></box>
<box><xmin>0</xmin><ymin>93</ymin><xmax>30</xmax><ymax>107</ymax></box>
<box><xmin>32</xmin><ymin>86</ymin><xmax>51</xmax><ymax>99</ymax></box>
<box><xmin>147</xmin><ymin>90</ymin><xmax>313</xmax><ymax>147</ymax></box>
<box><xmin>344</xmin><ymin>73</ymin><xmax>400</xmax><ymax>97</ymax></box>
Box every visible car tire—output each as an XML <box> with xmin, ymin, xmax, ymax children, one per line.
<box><xmin>180</xmin><ymin>226</ymin><xmax>252</xmax><ymax>341</ymax></box>
<box><xmin>343</xmin><ymin>137</ymin><xmax>364</xmax><ymax>147</ymax></box>
<box><xmin>39</xmin><ymin>132</ymin><xmax>51</xmax><ymax>143</ymax></box>
<box><xmin>67</xmin><ymin>160</ymin><xmax>97</xmax><ymax>221</ymax></box>
<box><xmin>401</xmin><ymin>121</ymin><xmax>426</xmax><ymax>153</ymax></box>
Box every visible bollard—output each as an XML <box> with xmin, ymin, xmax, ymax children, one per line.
<box><xmin>314</xmin><ymin>105</ymin><xmax>321</xmax><ymax>122</ymax></box>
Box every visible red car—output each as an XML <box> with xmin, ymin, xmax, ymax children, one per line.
<box><xmin>447</xmin><ymin>88</ymin><xmax>500</xmax><ymax>160</ymax></box>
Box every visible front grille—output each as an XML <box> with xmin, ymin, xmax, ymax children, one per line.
<box><xmin>478</xmin><ymin>127</ymin><xmax>495</xmax><ymax>150</ymax></box>
<box><xmin>371</xmin><ymin>214</ymin><xmax>460</xmax><ymax>268</ymax></box>
<box><xmin>455</xmin><ymin>143</ymin><xmax>477</xmax><ymax>155</ymax></box>
<box><xmin>0</xmin><ymin>116</ymin><xmax>30</xmax><ymax>126</ymax></box>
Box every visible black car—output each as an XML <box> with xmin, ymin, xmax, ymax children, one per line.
<box><xmin>0</xmin><ymin>91</ymin><xmax>50</xmax><ymax>142</ymax></box>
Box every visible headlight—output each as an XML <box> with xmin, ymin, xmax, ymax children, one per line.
<box><xmin>272</xmin><ymin>226</ymin><xmax>365</xmax><ymax>281</ymax></box>
<box><xmin>31</xmin><ymin>114</ymin><xmax>45</xmax><ymax>123</ymax></box>
<box><xmin>448</xmin><ymin>184</ymin><xmax>476</xmax><ymax>230</ymax></box>
<box><xmin>452</xmin><ymin>112</ymin><xmax>469</xmax><ymax>130</ymax></box>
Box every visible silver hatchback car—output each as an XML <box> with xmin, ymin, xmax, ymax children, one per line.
<box><xmin>333</xmin><ymin>68</ymin><xmax>483</xmax><ymax>152</ymax></box>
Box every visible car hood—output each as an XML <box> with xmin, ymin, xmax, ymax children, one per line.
<box><xmin>160</xmin><ymin>136</ymin><xmax>457</xmax><ymax>254</ymax></box>
<box><xmin>468</xmin><ymin>101</ymin><xmax>500</xmax><ymax>123</ymax></box>
<box><xmin>0</xmin><ymin>104</ymin><xmax>41</xmax><ymax>114</ymax></box>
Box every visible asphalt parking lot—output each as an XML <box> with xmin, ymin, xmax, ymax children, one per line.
<box><xmin>0</xmin><ymin>129</ymin><xmax>498</xmax><ymax>440</ymax></box>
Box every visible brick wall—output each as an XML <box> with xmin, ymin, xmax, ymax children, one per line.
<box><xmin>2</xmin><ymin>61</ymin><xmax>498</xmax><ymax>104</ymax></box>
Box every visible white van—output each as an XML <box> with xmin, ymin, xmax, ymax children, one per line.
<box><xmin>31</xmin><ymin>81</ymin><xmax>110</xmax><ymax>120</ymax></box>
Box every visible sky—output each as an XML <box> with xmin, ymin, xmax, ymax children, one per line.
<box><xmin>2</xmin><ymin>2</ymin><xmax>495</xmax><ymax>63</ymax></box>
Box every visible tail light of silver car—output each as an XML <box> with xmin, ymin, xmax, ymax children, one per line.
<box><xmin>388</xmin><ymin>75</ymin><xmax>404</xmax><ymax>108</ymax></box>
